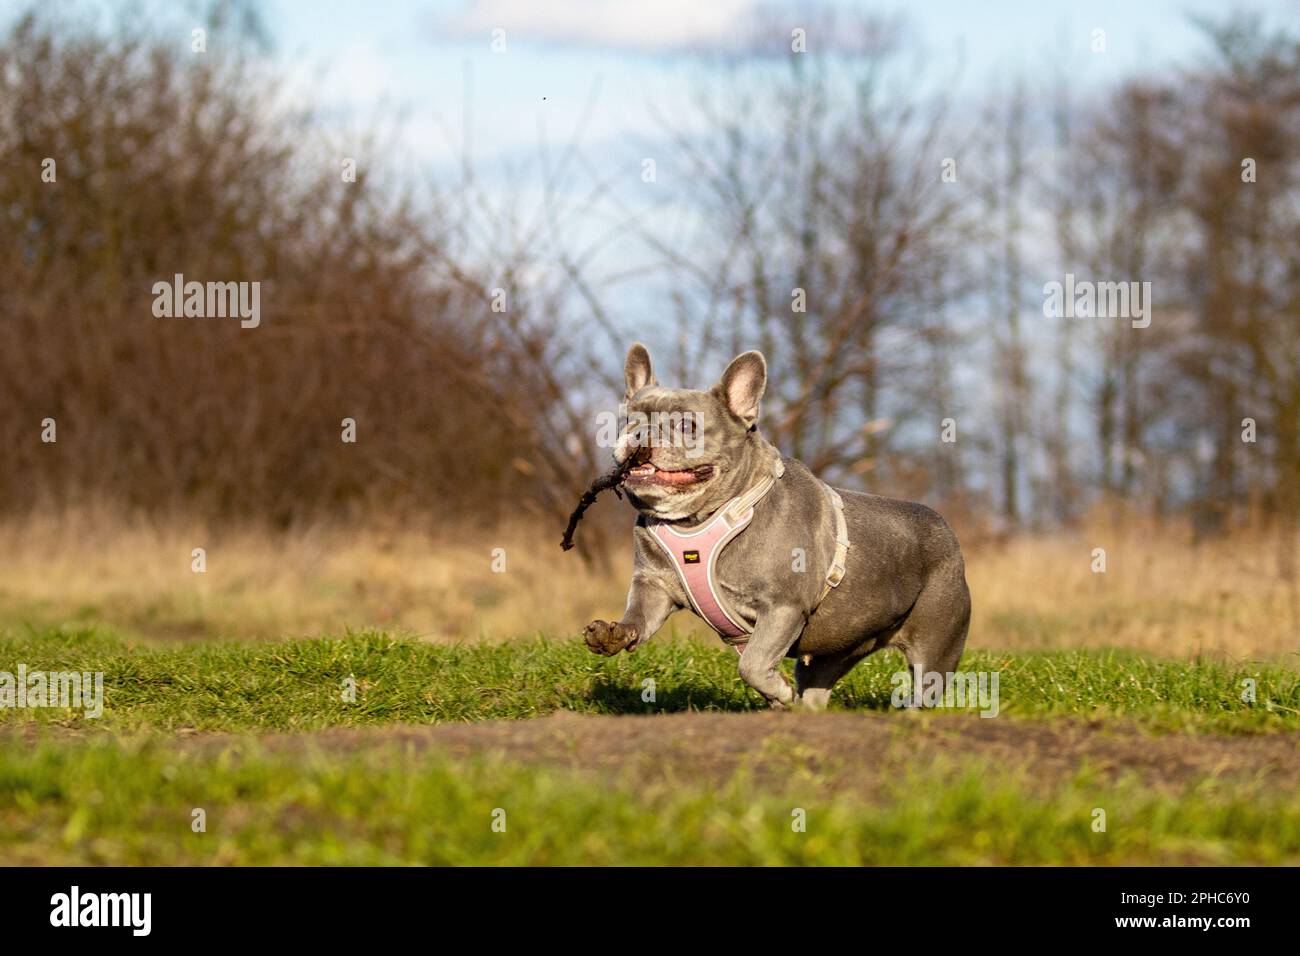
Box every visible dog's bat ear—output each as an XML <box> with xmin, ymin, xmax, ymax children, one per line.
<box><xmin>624</xmin><ymin>342</ymin><xmax>656</xmax><ymax>399</ymax></box>
<box><xmin>715</xmin><ymin>350</ymin><xmax>766</xmax><ymax>426</ymax></box>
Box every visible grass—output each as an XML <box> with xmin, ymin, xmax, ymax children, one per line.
<box><xmin>3</xmin><ymin>628</ymin><xmax>1298</xmax><ymax>864</ymax></box>
<box><xmin>2</xmin><ymin>515</ymin><xmax>1294</xmax><ymax>865</ymax></box>
<box><xmin>1</xmin><ymin>735</ymin><xmax>1297</xmax><ymax>864</ymax></box>
<box><xmin>1</xmin><ymin>626</ymin><xmax>1297</xmax><ymax>734</ymax></box>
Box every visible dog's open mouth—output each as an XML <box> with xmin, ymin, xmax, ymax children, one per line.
<box><xmin>623</xmin><ymin>462</ymin><xmax>714</xmax><ymax>488</ymax></box>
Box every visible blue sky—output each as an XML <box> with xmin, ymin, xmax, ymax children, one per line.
<box><xmin>11</xmin><ymin>0</ymin><xmax>1295</xmax><ymax>170</ymax></box>
<box><xmin>248</xmin><ymin>0</ymin><xmax>1298</xmax><ymax>398</ymax></box>
<box><xmin>261</xmin><ymin>0</ymin><xmax>1299</xmax><ymax>166</ymax></box>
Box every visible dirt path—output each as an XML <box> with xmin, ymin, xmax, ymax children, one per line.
<box><xmin>236</xmin><ymin>711</ymin><xmax>1300</xmax><ymax>796</ymax></box>
<box><xmin>10</xmin><ymin>711</ymin><xmax>1297</xmax><ymax>796</ymax></box>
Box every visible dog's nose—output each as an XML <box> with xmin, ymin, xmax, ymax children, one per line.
<box><xmin>613</xmin><ymin>431</ymin><xmax>636</xmax><ymax>463</ymax></box>
<box><xmin>614</xmin><ymin>430</ymin><xmax>653</xmax><ymax>465</ymax></box>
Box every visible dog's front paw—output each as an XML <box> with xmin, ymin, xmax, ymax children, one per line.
<box><xmin>583</xmin><ymin>620</ymin><xmax>637</xmax><ymax>656</ymax></box>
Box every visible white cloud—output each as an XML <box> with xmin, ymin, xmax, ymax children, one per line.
<box><xmin>435</xmin><ymin>0</ymin><xmax>757</xmax><ymax>53</ymax></box>
<box><xmin>434</xmin><ymin>0</ymin><xmax>900</xmax><ymax>56</ymax></box>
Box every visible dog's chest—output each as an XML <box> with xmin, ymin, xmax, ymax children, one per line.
<box><xmin>641</xmin><ymin>512</ymin><xmax>758</xmax><ymax>640</ymax></box>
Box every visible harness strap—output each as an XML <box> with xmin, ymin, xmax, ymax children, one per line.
<box><xmin>724</xmin><ymin>457</ymin><xmax>784</xmax><ymax>522</ymax></box>
<box><xmin>647</xmin><ymin>457</ymin><xmax>850</xmax><ymax>650</ymax></box>
<box><xmin>819</xmin><ymin>486</ymin><xmax>850</xmax><ymax>604</ymax></box>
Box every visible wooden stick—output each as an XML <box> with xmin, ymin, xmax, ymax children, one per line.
<box><xmin>560</xmin><ymin>457</ymin><xmax>636</xmax><ymax>551</ymax></box>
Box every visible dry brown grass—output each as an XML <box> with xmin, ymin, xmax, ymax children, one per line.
<box><xmin>0</xmin><ymin>507</ymin><xmax>622</xmax><ymax>643</ymax></box>
<box><xmin>0</xmin><ymin>508</ymin><xmax>1295</xmax><ymax>660</ymax></box>
<box><xmin>967</xmin><ymin>524</ymin><xmax>1298</xmax><ymax>660</ymax></box>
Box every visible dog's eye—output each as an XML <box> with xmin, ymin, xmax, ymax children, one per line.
<box><xmin>679</xmin><ymin>417</ymin><xmax>697</xmax><ymax>439</ymax></box>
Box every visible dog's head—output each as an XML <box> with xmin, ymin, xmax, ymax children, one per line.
<box><xmin>614</xmin><ymin>343</ymin><xmax>773</xmax><ymax>522</ymax></box>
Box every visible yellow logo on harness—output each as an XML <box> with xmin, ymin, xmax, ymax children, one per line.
<box><xmin>683</xmin><ymin>550</ymin><xmax>700</xmax><ymax>564</ymax></box>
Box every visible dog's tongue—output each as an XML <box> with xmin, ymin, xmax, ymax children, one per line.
<box><xmin>657</xmin><ymin>468</ymin><xmax>699</xmax><ymax>485</ymax></box>
<box><xmin>626</xmin><ymin>463</ymin><xmax>698</xmax><ymax>485</ymax></box>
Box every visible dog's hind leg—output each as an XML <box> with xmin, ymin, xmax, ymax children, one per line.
<box><xmin>894</xmin><ymin>558</ymin><xmax>971</xmax><ymax>706</ymax></box>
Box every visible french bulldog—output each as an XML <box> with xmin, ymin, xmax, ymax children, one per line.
<box><xmin>582</xmin><ymin>343</ymin><xmax>971</xmax><ymax>709</ymax></box>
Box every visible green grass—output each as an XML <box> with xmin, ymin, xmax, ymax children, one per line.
<box><xmin>1</xmin><ymin>735</ymin><xmax>1296</xmax><ymax>864</ymax></box>
<box><xmin>2</xmin><ymin>626</ymin><xmax>1298</xmax><ymax>864</ymax></box>
<box><xmin>1</xmin><ymin>625</ymin><xmax>1297</xmax><ymax>733</ymax></box>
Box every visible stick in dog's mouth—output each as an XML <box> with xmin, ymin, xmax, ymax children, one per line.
<box><xmin>560</xmin><ymin>450</ymin><xmax>714</xmax><ymax>551</ymax></box>
<box><xmin>559</xmin><ymin>454</ymin><xmax>637</xmax><ymax>552</ymax></box>
<box><xmin>561</xmin><ymin>450</ymin><xmax>717</xmax><ymax>554</ymax></box>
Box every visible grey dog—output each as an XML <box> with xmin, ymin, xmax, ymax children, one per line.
<box><xmin>582</xmin><ymin>343</ymin><xmax>971</xmax><ymax>709</ymax></box>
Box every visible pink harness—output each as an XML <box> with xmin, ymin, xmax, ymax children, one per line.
<box><xmin>646</xmin><ymin>459</ymin><xmax>849</xmax><ymax>652</ymax></box>
<box><xmin>649</xmin><ymin>498</ymin><xmax>758</xmax><ymax>641</ymax></box>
